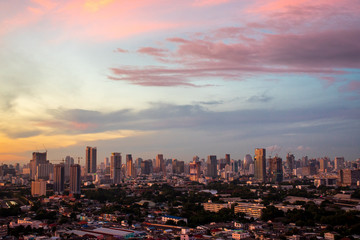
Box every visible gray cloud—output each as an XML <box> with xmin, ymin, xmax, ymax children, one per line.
<box><xmin>246</xmin><ymin>93</ymin><xmax>273</xmax><ymax>103</ymax></box>
<box><xmin>44</xmin><ymin>103</ymin><xmax>360</xmax><ymax>138</ymax></box>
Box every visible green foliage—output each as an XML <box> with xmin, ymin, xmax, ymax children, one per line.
<box><xmin>351</xmin><ymin>189</ymin><xmax>360</xmax><ymax>199</ymax></box>
<box><xmin>287</xmin><ymin>188</ymin><xmax>315</xmax><ymax>198</ymax></box>
<box><xmin>83</xmin><ymin>188</ymin><xmax>126</xmax><ymax>203</ymax></box>
<box><xmin>8</xmin><ymin>225</ymin><xmax>44</xmax><ymax>237</ymax></box>
<box><xmin>34</xmin><ymin>209</ymin><xmax>57</xmax><ymax>221</ymax></box>
<box><xmin>0</xmin><ymin>206</ymin><xmax>20</xmax><ymax>217</ymax></box>
<box><xmin>261</xmin><ymin>205</ymin><xmax>284</xmax><ymax>221</ymax></box>
<box><xmin>206</xmin><ymin>182</ymin><xmax>257</xmax><ymax>199</ymax></box>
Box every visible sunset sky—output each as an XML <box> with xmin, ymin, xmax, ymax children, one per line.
<box><xmin>1</xmin><ymin>0</ymin><xmax>359</xmax><ymax>164</ymax></box>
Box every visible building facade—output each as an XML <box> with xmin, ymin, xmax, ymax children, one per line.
<box><xmin>31</xmin><ymin>179</ymin><xmax>46</xmax><ymax>197</ymax></box>
<box><xmin>254</xmin><ymin>148</ymin><xmax>266</xmax><ymax>182</ymax></box>
<box><xmin>86</xmin><ymin>146</ymin><xmax>97</xmax><ymax>174</ymax></box>
<box><xmin>70</xmin><ymin>164</ymin><xmax>81</xmax><ymax>194</ymax></box>
<box><xmin>207</xmin><ymin>155</ymin><xmax>217</xmax><ymax>178</ymax></box>
<box><xmin>53</xmin><ymin>164</ymin><xmax>65</xmax><ymax>194</ymax></box>
<box><xmin>110</xmin><ymin>152</ymin><xmax>122</xmax><ymax>184</ymax></box>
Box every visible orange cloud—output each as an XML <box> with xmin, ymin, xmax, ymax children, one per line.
<box><xmin>0</xmin><ymin>129</ymin><xmax>149</xmax><ymax>163</ymax></box>
<box><xmin>0</xmin><ymin>0</ymin><xmax>184</xmax><ymax>41</ymax></box>
<box><xmin>84</xmin><ymin>0</ymin><xmax>115</xmax><ymax>12</ymax></box>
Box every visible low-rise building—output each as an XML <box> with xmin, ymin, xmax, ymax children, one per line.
<box><xmin>203</xmin><ymin>201</ymin><xmax>231</xmax><ymax>212</ymax></box>
<box><xmin>234</xmin><ymin>202</ymin><xmax>265</xmax><ymax>219</ymax></box>
<box><xmin>232</xmin><ymin>230</ymin><xmax>251</xmax><ymax>239</ymax></box>
<box><xmin>162</xmin><ymin>215</ymin><xmax>188</xmax><ymax>224</ymax></box>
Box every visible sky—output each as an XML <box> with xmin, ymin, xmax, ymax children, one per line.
<box><xmin>1</xmin><ymin>0</ymin><xmax>360</xmax><ymax>165</ymax></box>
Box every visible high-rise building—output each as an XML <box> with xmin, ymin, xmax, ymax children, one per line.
<box><xmin>126</xmin><ymin>154</ymin><xmax>133</xmax><ymax>177</ymax></box>
<box><xmin>319</xmin><ymin>158</ymin><xmax>329</xmax><ymax>172</ymax></box>
<box><xmin>31</xmin><ymin>179</ymin><xmax>47</xmax><ymax>197</ymax></box>
<box><xmin>35</xmin><ymin>162</ymin><xmax>53</xmax><ymax>180</ymax></box>
<box><xmin>339</xmin><ymin>169</ymin><xmax>360</xmax><ymax>186</ymax></box>
<box><xmin>86</xmin><ymin>146</ymin><xmax>97</xmax><ymax>174</ymax></box>
<box><xmin>135</xmin><ymin>158</ymin><xmax>143</xmax><ymax>169</ymax></box>
<box><xmin>172</xmin><ymin>159</ymin><xmax>185</xmax><ymax>174</ymax></box>
<box><xmin>269</xmin><ymin>156</ymin><xmax>283</xmax><ymax>183</ymax></box>
<box><xmin>301</xmin><ymin>156</ymin><xmax>308</xmax><ymax>167</ymax></box>
<box><xmin>104</xmin><ymin>157</ymin><xmax>110</xmax><ymax>168</ymax></box>
<box><xmin>64</xmin><ymin>156</ymin><xmax>74</xmax><ymax>182</ymax></box>
<box><xmin>243</xmin><ymin>154</ymin><xmax>253</xmax><ymax>171</ymax></box>
<box><xmin>53</xmin><ymin>164</ymin><xmax>65</xmax><ymax>194</ymax></box>
<box><xmin>207</xmin><ymin>155</ymin><xmax>217</xmax><ymax>178</ymax></box>
<box><xmin>156</xmin><ymin>154</ymin><xmax>165</xmax><ymax>174</ymax></box>
<box><xmin>254</xmin><ymin>148</ymin><xmax>266</xmax><ymax>182</ymax></box>
<box><xmin>110</xmin><ymin>153</ymin><xmax>122</xmax><ymax>184</ymax></box>
<box><xmin>225</xmin><ymin>154</ymin><xmax>230</xmax><ymax>165</ymax></box>
<box><xmin>189</xmin><ymin>159</ymin><xmax>201</xmax><ymax>182</ymax></box>
<box><xmin>286</xmin><ymin>153</ymin><xmax>295</xmax><ymax>175</ymax></box>
<box><xmin>334</xmin><ymin>157</ymin><xmax>345</xmax><ymax>170</ymax></box>
<box><xmin>230</xmin><ymin>159</ymin><xmax>238</xmax><ymax>173</ymax></box>
<box><xmin>70</xmin><ymin>164</ymin><xmax>81</xmax><ymax>195</ymax></box>
<box><xmin>141</xmin><ymin>160</ymin><xmax>152</xmax><ymax>175</ymax></box>
<box><xmin>30</xmin><ymin>152</ymin><xmax>48</xmax><ymax>179</ymax></box>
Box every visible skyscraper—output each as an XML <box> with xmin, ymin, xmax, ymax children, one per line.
<box><xmin>53</xmin><ymin>164</ymin><xmax>65</xmax><ymax>194</ymax></box>
<box><xmin>156</xmin><ymin>154</ymin><xmax>165</xmax><ymax>174</ymax></box>
<box><xmin>189</xmin><ymin>158</ymin><xmax>201</xmax><ymax>181</ymax></box>
<box><xmin>70</xmin><ymin>164</ymin><xmax>81</xmax><ymax>195</ymax></box>
<box><xmin>36</xmin><ymin>162</ymin><xmax>53</xmax><ymax>180</ymax></box>
<box><xmin>225</xmin><ymin>154</ymin><xmax>230</xmax><ymax>165</ymax></box>
<box><xmin>254</xmin><ymin>148</ymin><xmax>266</xmax><ymax>182</ymax></box>
<box><xmin>286</xmin><ymin>153</ymin><xmax>295</xmax><ymax>175</ymax></box>
<box><xmin>207</xmin><ymin>155</ymin><xmax>217</xmax><ymax>178</ymax></box>
<box><xmin>64</xmin><ymin>156</ymin><xmax>74</xmax><ymax>182</ymax></box>
<box><xmin>135</xmin><ymin>158</ymin><xmax>143</xmax><ymax>169</ymax></box>
<box><xmin>86</xmin><ymin>146</ymin><xmax>97</xmax><ymax>174</ymax></box>
<box><xmin>319</xmin><ymin>158</ymin><xmax>329</xmax><ymax>172</ymax></box>
<box><xmin>269</xmin><ymin>156</ymin><xmax>283</xmax><ymax>183</ymax></box>
<box><xmin>334</xmin><ymin>157</ymin><xmax>345</xmax><ymax>170</ymax></box>
<box><xmin>110</xmin><ymin>152</ymin><xmax>122</xmax><ymax>184</ymax></box>
<box><xmin>30</xmin><ymin>152</ymin><xmax>48</xmax><ymax>179</ymax></box>
<box><xmin>126</xmin><ymin>154</ymin><xmax>133</xmax><ymax>177</ymax></box>
<box><xmin>141</xmin><ymin>160</ymin><xmax>152</xmax><ymax>175</ymax></box>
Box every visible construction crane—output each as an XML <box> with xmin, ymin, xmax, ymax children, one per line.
<box><xmin>43</xmin><ymin>144</ymin><xmax>47</xmax><ymax>153</ymax></box>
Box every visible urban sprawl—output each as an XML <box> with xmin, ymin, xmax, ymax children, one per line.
<box><xmin>0</xmin><ymin>147</ymin><xmax>360</xmax><ymax>240</ymax></box>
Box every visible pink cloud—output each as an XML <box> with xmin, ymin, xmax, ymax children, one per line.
<box><xmin>0</xmin><ymin>0</ymin><xmax>186</xmax><ymax>41</ymax></box>
<box><xmin>110</xmin><ymin>26</ymin><xmax>357</xmax><ymax>87</ymax></box>
<box><xmin>193</xmin><ymin>0</ymin><xmax>231</xmax><ymax>7</ymax></box>
<box><xmin>108</xmin><ymin>75</ymin><xmax>209</xmax><ymax>88</ymax></box>
<box><xmin>108</xmin><ymin>67</ymin><xmax>221</xmax><ymax>87</ymax></box>
<box><xmin>167</xmin><ymin>37</ymin><xmax>189</xmax><ymax>43</ymax></box>
<box><xmin>249</xmin><ymin>0</ymin><xmax>360</xmax><ymax>33</ymax></box>
<box><xmin>137</xmin><ymin>47</ymin><xmax>168</xmax><ymax>57</ymax></box>
<box><xmin>296</xmin><ymin>145</ymin><xmax>311</xmax><ymax>151</ymax></box>
<box><xmin>115</xmin><ymin>48</ymin><xmax>128</xmax><ymax>53</ymax></box>
<box><xmin>30</xmin><ymin>0</ymin><xmax>58</xmax><ymax>10</ymax></box>
<box><xmin>339</xmin><ymin>81</ymin><xmax>360</xmax><ymax>94</ymax></box>
<box><xmin>70</xmin><ymin>121</ymin><xmax>96</xmax><ymax>131</ymax></box>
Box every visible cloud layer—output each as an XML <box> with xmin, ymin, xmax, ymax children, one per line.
<box><xmin>0</xmin><ymin>0</ymin><xmax>359</xmax><ymax>162</ymax></box>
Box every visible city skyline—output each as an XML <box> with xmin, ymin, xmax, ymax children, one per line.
<box><xmin>1</xmin><ymin>0</ymin><xmax>360</xmax><ymax>164</ymax></box>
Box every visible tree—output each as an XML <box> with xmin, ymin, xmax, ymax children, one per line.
<box><xmin>261</xmin><ymin>205</ymin><xmax>284</xmax><ymax>221</ymax></box>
